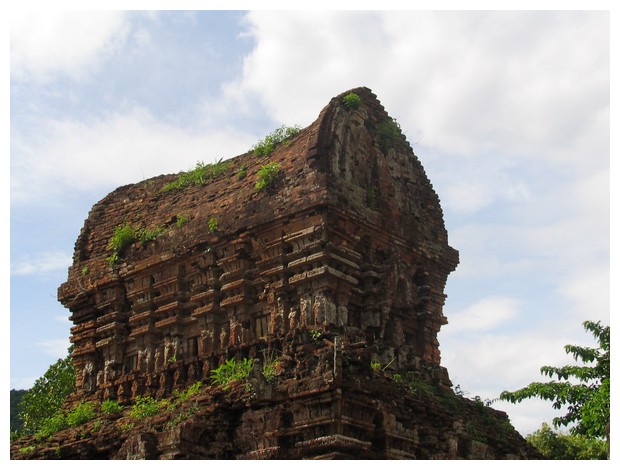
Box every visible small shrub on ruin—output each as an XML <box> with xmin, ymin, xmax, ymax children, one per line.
<box><xmin>251</xmin><ymin>125</ymin><xmax>301</xmax><ymax>157</ymax></box>
<box><xmin>255</xmin><ymin>162</ymin><xmax>281</xmax><ymax>191</ymax></box>
<box><xmin>35</xmin><ymin>412</ymin><xmax>67</xmax><ymax>440</ymax></box>
<box><xmin>162</xmin><ymin>159</ymin><xmax>229</xmax><ymax>192</ymax></box>
<box><xmin>237</xmin><ymin>164</ymin><xmax>247</xmax><ymax>180</ymax></box>
<box><xmin>261</xmin><ymin>349</ymin><xmax>280</xmax><ymax>383</ymax></box>
<box><xmin>342</xmin><ymin>92</ymin><xmax>362</xmax><ymax>110</ymax></box>
<box><xmin>106</xmin><ymin>223</ymin><xmax>167</xmax><ymax>265</ymax></box>
<box><xmin>208</xmin><ymin>216</ymin><xmax>218</xmax><ymax>233</ymax></box>
<box><xmin>405</xmin><ymin>377</ymin><xmax>434</xmax><ymax>399</ymax></box>
<box><xmin>107</xmin><ymin>223</ymin><xmax>138</xmax><ymax>262</ymax></box>
<box><xmin>101</xmin><ymin>400</ymin><xmax>123</xmax><ymax>415</ymax></box>
<box><xmin>130</xmin><ymin>396</ymin><xmax>162</xmax><ymax>419</ymax></box>
<box><xmin>210</xmin><ymin>358</ymin><xmax>254</xmax><ymax>389</ymax></box>
<box><xmin>174</xmin><ymin>381</ymin><xmax>203</xmax><ymax>402</ymax></box>
<box><xmin>65</xmin><ymin>401</ymin><xmax>97</xmax><ymax>427</ymax></box>
<box><xmin>309</xmin><ymin>329</ymin><xmax>322</xmax><ymax>341</ymax></box>
<box><xmin>378</xmin><ymin>117</ymin><xmax>404</xmax><ymax>153</ymax></box>
<box><xmin>176</xmin><ymin>213</ymin><xmax>190</xmax><ymax>228</ymax></box>
<box><xmin>137</xmin><ymin>226</ymin><xmax>166</xmax><ymax>245</ymax></box>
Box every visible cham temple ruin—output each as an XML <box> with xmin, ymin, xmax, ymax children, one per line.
<box><xmin>12</xmin><ymin>87</ymin><xmax>540</xmax><ymax>459</ymax></box>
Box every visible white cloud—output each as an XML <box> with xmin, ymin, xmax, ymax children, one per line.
<box><xmin>556</xmin><ymin>264</ymin><xmax>610</xmax><ymax>325</ymax></box>
<box><xmin>36</xmin><ymin>338</ymin><xmax>71</xmax><ymax>359</ymax></box>
<box><xmin>11</xmin><ymin>108</ymin><xmax>257</xmax><ymax>205</ymax></box>
<box><xmin>11</xmin><ymin>376</ymin><xmax>40</xmax><ymax>391</ymax></box>
<box><xmin>10</xmin><ymin>11</ymin><xmax>130</xmax><ymax>82</ymax></box>
<box><xmin>439</xmin><ymin>327</ymin><xmax>591</xmax><ymax>436</ymax></box>
<box><xmin>440</xmin><ymin>330</ymin><xmax>575</xmax><ymax>400</ymax></box>
<box><xmin>444</xmin><ymin>296</ymin><xmax>519</xmax><ymax>333</ymax></box>
<box><xmin>238</xmin><ymin>11</ymin><xmax>608</xmax><ymax>169</ymax></box>
<box><xmin>11</xmin><ymin>250</ymin><xmax>71</xmax><ymax>276</ymax></box>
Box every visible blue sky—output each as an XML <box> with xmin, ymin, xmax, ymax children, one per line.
<box><xmin>7</xmin><ymin>5</ymin><xmax>611</xmax><ymax>437</ymax></box>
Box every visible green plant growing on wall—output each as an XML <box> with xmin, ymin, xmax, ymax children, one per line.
<box><xmin>176</xmin><ymin>213</ymin><xmax>190</xmax><ymax>228</ymax></box>
<box><xmin>378</xmin><ymin>117</ymin><xmax>404</xmax><ymax>153</ymax></box>
<box><xmin>137</xmin><ymin>226</ymin><xmax>166</xmax><ymax>245</ymax></box>
<box><xmin>210</xmin><ymin>358</ymin><xmax>254</xmax><ymax>390</ymax></box>
<box><xmin>106</xmin><ymin>223</ymin><xmax>138</xmax><ymax>265</ymax></box>
<box><xmin>255</xmin><ymin>162</ymin><xmax>281</xmax><ymax>191</ymax></box>
<box><xmin>162</xmin><ymin>159</ymin><xmax>229</xmax><ymax>192</ymax></box>
<box><xmin>260</xmin><ymin>349</ymin><xmax>280</xmax><ymax>383</ymax></box>
<box><xmin>101</xmin><ymin>400</ymin><xmax>123</xmax><ymax>415</ymax></box>
<box><xmin>173</xmin><ymin>381</ymin><xmax>203</xmax><ymax>402</ymax></box>
<box><xmin>251</xmin><ymin>125</ymin><xmax>301</xmax><ymax>157</ymax></box>
<box><xmin>237</xmin><ymin>164</ymin><xmax>247</xmax><ymax>180</ymax></box>
<box><xmin>106</xmin><ymin>223</ymin><xmax>168</xmax><ymax>265</ymax></box>
<box><xmin>65</xmin><ymin>402</ymin><xmax>96</xmax><ymax>427</ymax></box>
<box><xmin>129</xmin><ymin>396</ymin><xmax>162</xmax><ymax>419</ymax></box>
<box><xmin>34</xmin><ymin>413</ymin><xmax>67</xmax><ymax>440</ymax></box>
<box><xmin>342</xmin><ymin>92</ymin><xmax>362</xmax><ymax>110</ymax></box>
<box><xmin>405</xmin><ymin>376</ymin><xmax>435</xmax><ymax>399</ymax></box>
<box><xmin>208</xmin><ymin>216</ymin><xmax>218</xmax><ymax>233</ymax></box>
<box><xmin>308</xmin><ymin>329</ymin><xmax>322</xmax><ymax>341</ymax></box>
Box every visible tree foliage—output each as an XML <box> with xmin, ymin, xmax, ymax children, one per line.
<box><xmin>500</xmin><ymin>320</ymin><xmax>610</xmax><ymax>442</ymax></box>
<box><xmin>10</xmin><ymin>389</ymin><xmax>27</xmax><ymax>436</ymax></box>
<box><xmin>18</xmin><ymin>353</ymin><xmax>76</xmax><ymax>436</ymax></box>
<box><xmin>526</xmin><ymin>423</ymin><xmax>607</xmax><ymax>460</ymax></box>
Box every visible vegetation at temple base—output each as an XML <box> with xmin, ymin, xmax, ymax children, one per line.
<box><xmin>342</xmin><ymin>92</ymin><xmax>362</xmax><ymax>110</ymax></box>
<box><xmin>17</xmin><ymin>352</ymin><xmax>76</xmax><ymax>438</ymax></box>
<box><xmin>525</xmin><ymin>422</ymin><xmax>607</xmax><ymax>459</ymax></box>
<box><xmin>162</xmin><ymin>159</ymin><xmax>229</xmax><ymax>192</ymax></box>
<box><xmin>251</xmin><ymin>125</ymin><xmax>301</xmax><ymax>157</ymax></box>
<box><xmin>129</xmin><ymin>396</ymin><xmax>163</xmax><ymax>419</ymax></box>
<box><xmin>500</xmin><ymin>320</ymin><xmax>609</xmax><ymax>459</ymax></box>
<box><xmin>255</xmin><ymin>162</ymin><xmax>281</xmax><ymax>191</ymax></box>
<box><xmin>101</xmin><ymin>399</ymin><xmax>124</xmax><ymax>415</ymax></box>
<box><xmin>173</xmin><ymin>381</ymin><xmax>203</xmax><ymax>401</ymax></box>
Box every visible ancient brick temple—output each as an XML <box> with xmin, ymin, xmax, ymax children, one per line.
<box><xmin>13</xmin><ymin>87</ymin><xmax>540</xmax><ymax>459</ymax></box>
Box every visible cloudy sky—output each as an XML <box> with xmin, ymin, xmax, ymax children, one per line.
<box><xmin>8</xmin><ymin>4</ymin><xmax>611</xmax><ymax>437</ymax></box>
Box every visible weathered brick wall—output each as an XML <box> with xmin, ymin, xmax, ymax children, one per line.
<box><xmin>57</xmin><ymin>87</ymin><xmax>458</xmax><ymax>404</ymax></box>
<box><xmin>10</xmin><ymin>88</ymin><xmax>540</xmax><ymax>459</ymax></box>
<box><xmin>12</xmin><ymin>333</ymin><xmax>540</xmax><ymax>459</ymax></box>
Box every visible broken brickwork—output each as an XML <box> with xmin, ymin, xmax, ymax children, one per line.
<box><xmin>12</xmin><ymin>88</ymin><xmax>540</xmax><ymax>459</ymax></box>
